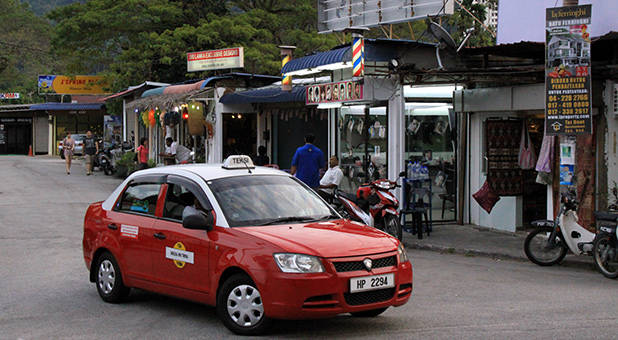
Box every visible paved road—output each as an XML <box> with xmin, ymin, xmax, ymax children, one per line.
<box><xmin>1</xmin><ymin>156</ymin><xmax>618</xmax><ymax>339</ymax></box>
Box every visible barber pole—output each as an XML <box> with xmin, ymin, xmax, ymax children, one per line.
<box><xmin>352</xmin><ymin>36</ymin><xmax>364</xmax><ymax>77</ymax></box>
<box><xmin>279</xmin><ymin>45</ymin><xmax>296</xmax><ymax>92</ymax></box>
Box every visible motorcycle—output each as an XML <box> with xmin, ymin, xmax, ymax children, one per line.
<box><xmin>592</xmin><ymin>211</ymin><xmax>618</xmax><ymax>278</ymax></box>
<box><xmin>524</xmin><ymin>190</ymin><xmax>596</xmax><ymax>266</ymax></box>
<box><xmin>105</xmin><ymin>141</ymin><xmax>134</xmax><ymax>176</ymax></box>
<box><xmin>331</xmin><ymin>178</ymin><xmax>402</xmax><ymax>241</ymax></box>
<box><xmin>98</xmin><ymin>147</ymin><xmax>113</xmax><ymax>175</ymax></box>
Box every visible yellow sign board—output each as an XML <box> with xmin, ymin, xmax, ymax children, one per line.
<box><xmin>38</xmin><ymin>75</ymin><xmax>110</xmax><ymax>95</ymax></box>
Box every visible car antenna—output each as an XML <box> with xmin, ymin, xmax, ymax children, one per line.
<box><xmin>241</xmin><ymin>159</ymin><xmax>252</xmax><ymax>174</ymax></box>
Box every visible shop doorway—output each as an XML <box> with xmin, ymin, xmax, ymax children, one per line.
<box><xmin>223</xmin><ymin>113</ymin><xmax>256</xmax><ymax>159</ymax></box>
<box><xmin>275</xmin><ymin>111</ymin><xmax>328</xmax><ymax>171</ymax></box>
<box><xmin>336</xmin><ymin>104</ymin><xmax>388</xmax><ymax>193</ymax></box>
<box><xmin>522</xmin><ymin>118</ymin><xmax>547</xmax><ymax>226</ymax></box>
<box><xmin>0</xmin><ymin>118</ymin><xmax>32</xmax><ymax>155</ymax></box>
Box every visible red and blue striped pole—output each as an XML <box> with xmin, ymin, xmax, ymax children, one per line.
<box><xmin>279</xmin><ymin>45</ymin><xmax>296</xmax><ymax>92</ymax></box>
<box><xmin>352</xmin><ymin>35</ymin><xmax>364</xmax><ymax>77</ymax></box>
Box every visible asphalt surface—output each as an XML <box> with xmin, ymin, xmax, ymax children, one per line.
<box><xmin>1</xmin><ymin>156</ymin><xmax>618</xmax><ymax>339</ymax></box>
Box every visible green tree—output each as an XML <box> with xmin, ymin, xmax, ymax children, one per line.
<box><xmin>0</xmin><ymin>0</ymin><xmax>53</xmax><ymax>103</ymax></box>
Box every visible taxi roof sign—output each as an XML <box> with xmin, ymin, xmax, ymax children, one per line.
<box><xmin>222</xmin><ymin>155</ymin><xmax>255</xmax><ymax>170</ymax></box>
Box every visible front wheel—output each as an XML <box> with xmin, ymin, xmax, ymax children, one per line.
<box><xmin>383</xmin><ymin>214</ymin><xmax>402</xmax><ymax>241</ymax></box>
<box><xmin>103</xmin><ymin>165</ymin><xmax>113</xmax><ymax>176</ymax></box>
<box><xmin>593</xmin><ymin>234</ymin><xmax>618</xmax><ymax>279</ymax></box>
<box><xmin>524</xmin><ymin>228</ymin><xmax>568</xmax><ymax>266</ymax></box>
<box><xmin>217</xmin><ymin>274</ymin><xmax>272</xmax><ymax>335</ymax></box>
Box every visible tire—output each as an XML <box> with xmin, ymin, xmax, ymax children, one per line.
<box><xmin>351</xmin><ymin>307</ymin><xmax>388</xmax><ymax>317</ymax></box>
<box><xmin>95</xmin><ymin>252</ymin><xmax>130</xmax><ymax>303</ymax></box>
<box><xmin>593</xmin><ymin>234</ymin><xmax>618</xmax><ymax>279</ymax></box>
<box><xmin>383</xmin><ymin>214</ymin><xmax>402</xmax><ymax>241</ymax></box>
<box><xmin>103</xmin><ymin>165</ymin><xmax>113</xmax><ymax>176</ymax></box>
<box><xmin>60</xmin><ymin>152</ymin><xmax>65</xmax><ymax>160</ymax></box>
<box><xmin>524</xmin><ymin>228</ymin><xmax>568</xmax><ymax>266</ymax></box>
<box><xmin>217</xmin><ymin>274</ymin><xmax>272</xmax><ymax>335</ymax></box>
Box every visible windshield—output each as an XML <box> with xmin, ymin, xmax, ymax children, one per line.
<box><xmin>208</xmin><ymin>175</ymin><xmax>335</xmax><ymax>227</ymax></box>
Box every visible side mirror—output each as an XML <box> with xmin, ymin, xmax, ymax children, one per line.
<box><xmin>399</xmin><ymin>171</ymin><xmax>406</xmax><ymax>177</ymax></box>
<box><xmin>182</xmin><ymin>206</ymin><xmax>214</xmax><ymax>231</ymax></box>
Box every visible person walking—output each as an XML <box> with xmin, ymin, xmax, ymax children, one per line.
<box><xmin>83</xmin><ymin>130</ymin><xmax>99</xmax><ymax>176</ymax></box>
<box><xmin>62</xmin><ymin>132</ymin><xmax>75</xmax><ymax>175</ymax></box>
<box><xmin>291</xmin><ymin>134</ymin><xmax>324</xmax><ymax>189</ymax></box>
<box><xmin>136</xmin><ymin>137</ymin><xmax>149</xmax><ymax>170</ymax></box>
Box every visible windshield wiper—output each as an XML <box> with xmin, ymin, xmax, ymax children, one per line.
<box><xmin>256</xmin><ymin>216</ymin><xmax>318</xmax><ymax>226</ymax></box>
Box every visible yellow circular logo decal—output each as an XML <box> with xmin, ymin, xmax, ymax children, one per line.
<box><xmin>173</xmin><ymin>242</ymin><xmax>186</xmax><ymax>268</ymax></box>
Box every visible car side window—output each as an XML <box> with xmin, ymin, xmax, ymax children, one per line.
<box><xmin>117</xmin><ymin>183</ymin><xmax>161</xmax><ymax>216</ymax></box>
<box><xmin>163</xmin><ymin>183</ymin><xmax>201</xmax><ymax>221</ymax></box>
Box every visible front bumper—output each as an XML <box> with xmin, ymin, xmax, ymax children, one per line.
<box><xmin>256</xmin><ymin>253</ymin><xmax>413</xmax><ymax>320</ymax></box>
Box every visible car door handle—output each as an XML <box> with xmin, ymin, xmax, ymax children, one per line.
<box><xmin>154</xmin><ymin>232</ymin><xmax>166</xmax><ymax>240</ymax></box>
<box><xmin>107</xmin><ymin>223</ymin><xmax>118</xmax><ymax>230</ymax></box>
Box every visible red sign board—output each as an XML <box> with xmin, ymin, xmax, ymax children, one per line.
<box><xmin>306</xmin><ymin>80</ymin><xmax>363</xmax><ymax>105</ymax></box>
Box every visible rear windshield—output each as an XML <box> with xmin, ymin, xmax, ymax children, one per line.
<box><xmin>208</xmin><ymin>175</ymin><xmax>333</xmax><ymax>227</ymax></box>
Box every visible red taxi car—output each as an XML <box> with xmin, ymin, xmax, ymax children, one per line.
<box><xmin>83</xmin><ymin>155</ymin><xmax>413</xmax><ymax>335</ymax></box>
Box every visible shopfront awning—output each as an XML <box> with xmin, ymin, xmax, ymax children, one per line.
<box><xmin>219</xmin><ymin>86</ymin><xmax>306</xmax><ymax>104</ymax></box>
<box><xmin>30</xmin><ymin>103</ymin><xmax>104</xmax><ymax>111</ymax></box>
<box><xmin>282</xmin><ymin>47</ymin><xmax>351</xmax><ymax>74</ymax></box>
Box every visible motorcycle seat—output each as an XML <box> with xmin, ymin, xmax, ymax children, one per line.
<box><xmin>594</xmin><ymin>211</ymin><xmax>618</xmax><ymax>222</ymax></box>
<box><xmin>531</xmin><ymin>220</ymin><xmax>554</xmax><ymax>228</ymax></box>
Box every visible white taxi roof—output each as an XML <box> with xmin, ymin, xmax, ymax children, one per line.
<box><xmin>132</xmin><ymin>163</ymin><xmax>286</xmax><ymax>181</ymax></box>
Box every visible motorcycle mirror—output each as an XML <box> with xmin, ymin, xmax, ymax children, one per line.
<box><xmin>398</xmin><ymin>171</ymin><xmax>406</xmax><ymax>177</ymax></box>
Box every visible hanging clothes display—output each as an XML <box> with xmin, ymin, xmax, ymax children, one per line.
<box><xmin>535</xmin><ymin>134</ymin><xmax>554</xmax><ymax>173</ymax></box>
<box><xmin>518</xmin><ymin>120</ymin><xmax>537</xmax><ymax>170</ymax></box>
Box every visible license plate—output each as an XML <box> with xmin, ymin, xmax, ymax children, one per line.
<box><xmin>349</xmin><ymin>273</ymin><xmax>395</xmax><ymax>293</ymax></box>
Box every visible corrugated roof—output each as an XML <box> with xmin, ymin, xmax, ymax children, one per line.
<box><xmin>219</xmin><ymin>86</ymin><xmax>306</xmax><ymax>104</ymax></box>
<box><xmin>282</xmin><ymin>47</ymin><xmax>351</xmax><ymax>74</ymax></box>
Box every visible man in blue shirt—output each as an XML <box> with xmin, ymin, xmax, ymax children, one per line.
<box><xmin>291</xmin><ymin>134</ymin><xmax>324</xmax><ymax>188</ymax></box>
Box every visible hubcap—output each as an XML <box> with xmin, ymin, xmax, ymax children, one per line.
<box><xmin>226</xmin><ymin>284</ymin><xmax>264</xmax><ymax>327</ymax></box>
<box><xmin>98</xmin><ymin>259</ymin><xmax>115</xmax><ymax>294</ymax></box>
<box><xmin>530</xmin><ymin>232</ymin><xmax>563</xmax><ymax>261</ymax></box>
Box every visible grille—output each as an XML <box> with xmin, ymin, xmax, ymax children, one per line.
<box><xmin>332</xmin><ymin>256</ymin><xmax>396</xmax><ymax>272</ymax></box>
<box><xmin>344</xmin><ymin>288</ymin><xmax>395</xmax><ymax>306</ymax></box>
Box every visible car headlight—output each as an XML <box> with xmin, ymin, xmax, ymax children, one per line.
<box><xmin>273</xmin><ymin>253</ymin><xmax>324</xmax><ymax>273</ymax></box>
<box><xmin>397</xmin><ymin>243</ymin><xmax>409</xmax><ymax>263</ymax></box>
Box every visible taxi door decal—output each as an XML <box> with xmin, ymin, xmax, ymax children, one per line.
<box><xmin>165</xmin><ymin>242</ymin><xmax>194</xmax><ymax>268</ymax></box>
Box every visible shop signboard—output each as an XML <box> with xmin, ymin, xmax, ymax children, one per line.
<box><xmin>545</xmin><ymin>5</ymin><xmax>592</xmax><ymax>135</ymax></box>
<box><xmin>317</xmin><ymin>0</ymin><xmax>454</xmax><ymax>33</ymax></box>
<box><xmin>305</xmin><ymin>80</ymin><xmax>363</xmax><ymax>105</ymax></box>
<box><xmin>38</xmin><ymin>75</ymin><xmax>109</xmax><ymax>95</ymax></box>
<box><xmin>0</xmin><ymin>93</ymin><xmax>20</xmax><ymax>99</ymax></box>
<box><xmin>187</xmin><ymin>47</ymin><xmax>244</xmax><ymax>72</ymax></box>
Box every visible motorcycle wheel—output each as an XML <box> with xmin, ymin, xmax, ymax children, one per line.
<box><xmin>593</xmin><ymin>234</ymin><xmax>618</xmax><ymax>279</ymax></box>
<box><xmin>103</xmin><ymin>166</ymin><xmax>113</xmax><ymax>176</ymax></box>
<box><xmin>383</xmin><ymin>214</ymin><xmax>402</xmax><ymax>241</ymax></box>
<box><xmin>524</xmin><ymin>227</ymin><xmax>568</xmax><ymax>266</ymax></box>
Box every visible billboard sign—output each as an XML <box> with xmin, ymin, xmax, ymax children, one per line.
<box><xmin>306</xmin><ymin>80</ymin><xmax>363</xmax><ymax>105</ymax></box>
<box><xmin>545</xmin><ymin>5</ymin><xmax>592</xmax><ymax>135</ymax></box>
<box><xmin>38</xmin><ymin>75</ymin><xmax>109</xmax><ymax>95</ymax></box>
<box><xmin>187</xmin><ymin>47</ymin><xmax>244</xmax><ymax>72</ymax></box>
<box><xmin>317</xmin><ymin>0</ymin><xmax>454</xmax><ymax>33</ymax></box>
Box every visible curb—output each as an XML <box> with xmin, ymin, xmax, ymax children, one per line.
<box><xmin>403</xmin><ymin>240</ymin><xmax>597</xmax><ymax>271</ymax></box>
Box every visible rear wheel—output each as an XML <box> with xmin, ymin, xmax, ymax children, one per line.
<box><xmin>217</xmin><ymin>274</ymin><xmax>272</xmax><ymax>335</ymax></box>
<box><xmin>60</xmin><ymin>152</ymin><xmax>65</xmax><ymax>159</ymax></box>
<box><xmin>351</xmin><ymin>307</ymin><xmax>388</xmax><ymax>317</ymax></box>
<box><xmin>524</xmin><ymin>228</ymin><xmax>568</xmax><ymax>266</ymax></box>
<box><xmin>593</xmin><ymin>234</ymin><xmax>618</xmax><ymax>279</ymax></box>
<box><xmin>95</xmin><ymin>252</ymin><xmax>130</xmax><ymax>302</ymax></box>
<box><xmin>383</xmin><ymin>214</ymin><xmax>402</xmax><ymax>241</ymax></box>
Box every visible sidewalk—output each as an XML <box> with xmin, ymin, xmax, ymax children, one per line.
<box><xmin>402</xmin><ymin>223</ymin><xmax>596</xmax><ymax>269</ymax></box>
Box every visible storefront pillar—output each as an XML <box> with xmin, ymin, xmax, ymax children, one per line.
<box><xmin>388</xmin><ymin>81</ymin><xmax>405</xmax><ymax>198</ymax></box>
<box><xmin>214</xmin><ymin>88</ymin><xmax>224</xmax><ymax>163</ymax></box>
<box><xmin>48</xmin><ymin>115</ymin><xmax>54</xmax><ymax>155</ymax></box>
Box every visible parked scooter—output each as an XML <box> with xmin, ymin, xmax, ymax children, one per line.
<box><xmin>524</xmin><ymin>190</ymin><xmax>596</xmax><ymax>266</ymax></box>
<box><xmin>332</xmin><ymin>188</ymin><xmax>375</xmax><ymax>228</ymax></box>
<box><xmin>592</xmin><ymin>211</ymin><xmax>618</xmax><ymax>278</ymax></box>
<box><xmin>98</xmin><ymin>146</ymin><xmax>113</xmax><ymax>175</ymax></box>
<box><xmin>331</xmin><ymin>177</ymin><xmax>402</xmax><ymax>241</ymax></box>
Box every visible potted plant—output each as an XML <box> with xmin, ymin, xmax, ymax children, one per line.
<box><xmin>115</xmin><ymin>151</ymin><xmax>137</xmax><ymax>178</ymax></box>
